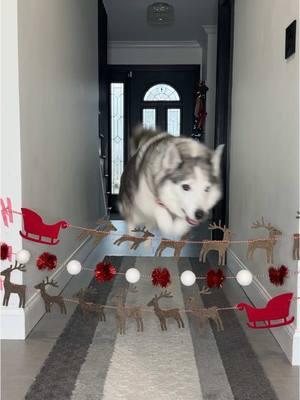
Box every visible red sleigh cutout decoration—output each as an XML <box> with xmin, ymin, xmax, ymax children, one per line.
<box><xmin>237</xmin><ymin>293</ymin><xmax>294</xmax><ymax>329</ymax></box>
<box><xmin>20</xmin><ymin>208</ymin><xmax>69</xmax><ymax>245</ymax></box>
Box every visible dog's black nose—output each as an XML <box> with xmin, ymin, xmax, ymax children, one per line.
<box><xmin>195</xmin><ymin>209</ymin><xmax>204</xmax><ymax>220</ymax></box>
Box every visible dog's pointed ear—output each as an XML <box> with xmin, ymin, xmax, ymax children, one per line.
<box><xmin>211</xmin><ymin>144</ymin><xmax>224</xmax><ymax>176</ymax></box>
<box><xmin>163</xmin><ymin>143</ymin><xmax>181</xmax><ymax>170</ymax></box>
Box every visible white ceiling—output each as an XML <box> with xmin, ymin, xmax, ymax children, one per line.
<box><xmin>103</xmin><ymin>0</ymin><xmax>218</xmax><ymax>43</ymax></box>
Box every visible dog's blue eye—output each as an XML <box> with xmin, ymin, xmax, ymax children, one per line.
<box><xmin>182</xmin><ymin>184</ymin><xmax>190</xmax><ymax>191</ymax></box>
<box><xmin>205</xmin><ymin>186</ymin><xmax>211</xmax><ymax>192</ymax></box>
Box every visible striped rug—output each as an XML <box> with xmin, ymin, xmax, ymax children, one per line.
<box><xmin>25</xmin><ymin>257</ymin><xmax>278</xmax><ymax>400</ymax></box>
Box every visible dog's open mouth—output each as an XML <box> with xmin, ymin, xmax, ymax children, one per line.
<box><xmin>181</xmin><ymin>209</ymin><xmax>200</xmax><ymax>225</ymax></box>
<box><xmin>185</xmin><ymin>216</ymin><xmax>200</xmax><ymax>226</ymax></box>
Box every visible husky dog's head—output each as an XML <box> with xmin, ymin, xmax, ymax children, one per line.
<box><xmin>157</xmin><ymin>140</ymin><xmax>224</xmax><ymax>226</ymax></box>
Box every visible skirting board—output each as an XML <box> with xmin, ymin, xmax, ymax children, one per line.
<box><xmin>0</xmin><ymin>235</ymin><xmax>96</xmax><ymax>340</ymax></box>
<box><xmin>227</xmin><ymin>249</ymin><xmax>300</xmax><ymax>366</ymax></box>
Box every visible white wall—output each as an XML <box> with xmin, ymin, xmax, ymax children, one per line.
<box><xmin>1</xmin><ymin>0</ymin><xmax>25</xmax><ymax>335</ymax></box>
<box><xmin>229</xmin><ymin>0</ymin><xmax>299</xmax><ymax>364</ymax></box>
<box><xmin>1</xmin><ymin>0</ymin><xmax>103</xmax><ymax>338</ymax></box>
<box><xmin>108</xmin><ymin>41</ymin><xmax>202</xmax><ymax>65</ymax></box>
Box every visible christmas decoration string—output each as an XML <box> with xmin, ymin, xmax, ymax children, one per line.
<box><xmin>69</xmin><ymin>224</ymin><xmax>296</xmax><ymax>245</ymax></box>
<box><xmin>78</xmin><ymin>266</ymin><xmax>300</xmax><ymax>281</ymax></box>
<box><xmin>61</xmin><ymin>296</ymin><xmax>239</xmax><ymax>313</ymax></box>
<box><xmin>3</xmin><ymin>205</ymin><xmax>299</xmax><ymax>245</ymax></box>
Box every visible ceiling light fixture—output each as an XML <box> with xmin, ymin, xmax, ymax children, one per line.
<box><xmin>147</xmin><ymin>2</ymin><xmax>175</xmax><ymax>26</ymax></box>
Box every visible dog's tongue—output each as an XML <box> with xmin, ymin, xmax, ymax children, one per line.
<box><xmin>186</xmin><ymin>216</ymin><xmax>199</xmax><ymax>225</ymax></box>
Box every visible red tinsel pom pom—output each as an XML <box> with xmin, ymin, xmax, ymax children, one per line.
<box><xmin>0</xmin><ymin>243</ymin><xmax>9</xmax><ymax>260</ymax></box>
<box><xmin>206</xmin><ymin>269</ymin><xmax>225</xmax><ymax>288</ymax></box>
<box><xmin>36</xmin><ymin>252</ymin><xmax>58</xmax><ymax>270</ymax></box>
<box><xmin>268</xmin><ymin>265</ymin><xmax>289</xmax><ymax>286</ymax></box>
<box><xmin>95</xmin><ymin>261</ymin><xmax>116</xmax><ymax>282</ymax></box>
<box><xmin>151</xmin><ymin>267</ymin><xmax>171</xmax><ymax>288</ymax></box>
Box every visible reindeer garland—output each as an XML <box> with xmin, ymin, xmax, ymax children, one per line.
<box><xmin>113</xmin><ymin>227</ymin><xmax>155</xmax><ymax>250</ymax></box>
<box><xmin>147</xmin><ymin>290</ymin><xmax>184</xmax><ymax>331</ymax></box>
<box><xmin>199</xmin><ymin>221</ymin><xmax>232</xmax><ymax>266</ymax></box>
<box><xmin>78</xmin><ymin>220</ymin><xmax>117</xmax><ymax>247</ymax></box>
<box><xmin>73</xmin><ymin>288</ymin><xmax>105</xmax><ymax>321</ymax></box>
<box><xmin>1</xmin><ymin>261</ymin><xmax>26</xmax><ymax>308</ymax></box>
<box><xmin>34</xmin><ymin>277</ymin><xmax>67</xmax><ymax>314</ymax></box>
<box><xmin>293</xmin><ymin>212</ymin><xmax>300</xmax><ymax>260</ymax></box>
<box><xmin>112</xmin><ymin>286</ymin><xmax>144</xmax><ymax>334</ymax></box>
<box><xmin>247</xmin><ymin>217</ymin><xmax>282</xmax><ymax>263</ymax></box>
<box><xmin>293</xmin><ymin>233</ymin><xmax>300</xmax><ymax>260</ymax></box>
<box><xmin>155</xmin><ymin>233</ymin><xmax>189</xmax><ymax>257</ymax></box>
<box><xmin>187</xmin><ymin>286</ymin><xmax>224</xmax><ymax>332</ymax></box>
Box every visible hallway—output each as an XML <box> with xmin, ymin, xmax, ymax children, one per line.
<box><xmin>1</xmin><ymin>0</ymin><xmax>300</xmax><ymax>398</ymax></box>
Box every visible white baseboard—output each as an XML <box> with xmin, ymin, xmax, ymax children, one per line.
<box><xmin>227</xmin><ymin>249</ymin><xmax>299</xmax><ymax>365</ymax></box>
<box><xmin>0</xmin><ymin>308</ymin><xmax>26</xmax><ymax>339</ymax></box>
<box><xmin>0</xmin><ymin>235</ymin><xmax>95</xmax><ymax>340</ymax></box>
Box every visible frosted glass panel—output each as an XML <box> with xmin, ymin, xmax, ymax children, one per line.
<box><xmin>143</xmin><ymin>108</ymin><xmax>156</xmax><ymax>129</ymax></box>
<box><xmin>167</xmin><ymin>108</ymin><xmax>181</xmax><ymax>136</ymax></box>
<box><xmin>110</xmin><ymin>83</ymin><xmax>124</xmax><ymax>194</ymax></box>
<box><xmin>144</xmin><ymin>84</ymin><xmax>180</xmax><ymax>101</ymax></box>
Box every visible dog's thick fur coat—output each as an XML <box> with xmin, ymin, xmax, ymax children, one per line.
<box><xmin>118</xmin><ymin>127</ymin><xmax>224</xmax><ymax>237</ymax></box>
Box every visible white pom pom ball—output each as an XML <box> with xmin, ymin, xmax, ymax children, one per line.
<box><xmin>180</xmin><ymin>270</ymin><xmax>196</xmax><ymax>286</ymax></box>
<box><xmin>236</xmin><ymin>270</ymin><xmax>253</xmax><ymax>286</ymax></box>
<box><xmin>66</xmin><ymin>260</ymin><xmax>82</xmax><ymax>275</ymax></box>
<box><xmin>16</xmin><ymin>249</ymin><xmax>31</xmax><ymax>264</ymax></box>
<box><xmin>125</xmin><ymin>268</ymin><xmax>141</xmax><ymax>284</ymax></box>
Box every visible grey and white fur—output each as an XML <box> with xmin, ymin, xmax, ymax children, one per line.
<box><xmin>118</xmin><ymin>127</ymin><xmax>224</xmax><ymax>237</ymax></box>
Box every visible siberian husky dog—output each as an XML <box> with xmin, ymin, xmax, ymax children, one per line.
<box><xmin>118</xmin><ymin>127</ymin><xmax>224</xmax><ymax>238</ymax></box>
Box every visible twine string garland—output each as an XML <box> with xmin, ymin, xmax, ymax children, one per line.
<box><xmin>61</xmin><ymin>297</ymin><xmax>239</xmax><ymax>313</ymax></box>
<box><xmin>5</xmin><ymin>207</ymin><xmax>299</xmax><ymax>245</ymax></box>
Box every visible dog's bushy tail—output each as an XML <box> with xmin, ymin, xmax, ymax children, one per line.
<box><xmin>131</xmin><ymin>125</ymin><xmax>161</xmax><ymax>154</ymax></box>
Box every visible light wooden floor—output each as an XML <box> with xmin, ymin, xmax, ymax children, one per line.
<box><xmin>1</xmin><ymin>221</ymin><xmax>299</xmax><ymax>400</ymax></box>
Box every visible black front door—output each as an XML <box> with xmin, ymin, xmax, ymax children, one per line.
<box><xmin>108</xmin><ymin>65</ymin><xmax>200</xmax><ymax>212</ymax></box>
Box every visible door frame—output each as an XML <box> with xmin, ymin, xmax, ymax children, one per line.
<box><xmin>98</xmin><ymin>0</ymin><xmax>109</xmax><ymax>213</ymax></box>
<box><xmin>107</xmin><ymin>64</ymin><xmax>200</xmax><ymax>210</ymax></box>
<box><xmin>213</xmin><ymin>0</ymin><xmax>234</xmax><ymax>237</ymax></box>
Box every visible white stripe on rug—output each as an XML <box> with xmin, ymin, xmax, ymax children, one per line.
<box><xmin>71</xmin><ymin>257</ymin><xmax>234</xmax><ymax>400</ymax></box>
<box><xmin>101</xmin><ymin>257</ymin><xmax>203</xmax><ymax>400</ymax></box>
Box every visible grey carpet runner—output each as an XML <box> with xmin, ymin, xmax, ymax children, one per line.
<box><xmin>25</xmin><ymin>256</ymin><xmax>278</xmax><ymax>400</ymax></box>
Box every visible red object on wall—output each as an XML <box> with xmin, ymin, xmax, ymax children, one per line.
<box><xmin>237</xmin><ymin>293</ymin><xmax>294</xmax><ymax>329</ymax></box>
<box><xmin>19</xmin><ymin>208</ymin><xmax>69</xmax><ymax>245</ymax></box>
<box><xmin>0</xmin><ymin>243</ymin><xmax>12</xmax><ymax>261</ymax></box>
<box><xmin>1</xmin><ymin>243</ymin><xmax>9</xmax><ymax>260</ymax></box>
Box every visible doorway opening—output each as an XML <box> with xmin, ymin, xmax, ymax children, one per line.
<box><xmin>107</xmin><ymin>65</ymin><xmax>200</xmax><ymax>211</ymax></box>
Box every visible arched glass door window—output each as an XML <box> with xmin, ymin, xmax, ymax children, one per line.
<box><xmin>144</xmin><ymin>84</ymin><xmax>180</xmax><ymax>101</ymax></box>
<box><xmin>142</xmin><ymin>83</ymin><xmax>181</xmax><ymax>136</ymax></box>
